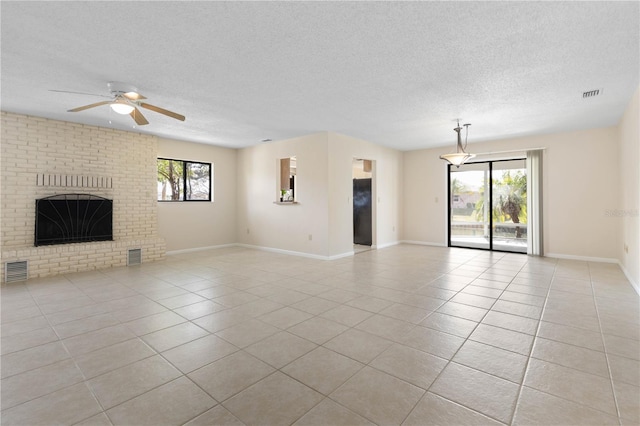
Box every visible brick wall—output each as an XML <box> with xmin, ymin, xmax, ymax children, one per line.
<box><xmin>1</xmin><ymin>112</ymin><xmax>166</xmax><ymax>281</ymax></box>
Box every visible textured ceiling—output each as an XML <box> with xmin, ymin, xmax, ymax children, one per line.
<box><xmin>1</xmin><ymin>1</ymin><xmax>638</xmax><ymax>150</ymax></box>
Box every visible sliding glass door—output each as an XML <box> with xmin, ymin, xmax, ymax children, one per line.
<box><xmin>448</xmin><ymin>159</ymin><xmax>527</xmax><ymax>253</ymax></box>
<box><xmin>491</xmin><ymin>159</ymin><xmax>527</xmax><ymax>253</ymax></box>
<box><xmin>449</xmin><ymin>162</ymin><xmax>491</xmax><ymax>250</ymax></box>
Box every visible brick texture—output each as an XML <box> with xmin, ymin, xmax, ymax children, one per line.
<box><xmin>1</xmin><ymin>112</ymin><xmax>166</xmax><ymax>280</ymax></box>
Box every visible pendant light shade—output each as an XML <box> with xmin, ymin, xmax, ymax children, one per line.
<box><xmin>440</xmin><ymin>120</ymin><xmax>475</xmax><ymax>167</ymax></box>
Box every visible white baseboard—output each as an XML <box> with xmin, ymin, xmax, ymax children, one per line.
<box><xmin>166</xmin><ymin>243</ymin><xmax>237</xmax><ymax>256</ymax></box>
<box><xmin>375</xmin><ymin>241</ymin><xmax>400</xmax><ymax>250</ymax></box>
<box><xmin>236</xmin><ymin>244</ymin><xmax>353</xmax><ymax>261</ymax></box>
<box><xmin>618</xmin><ymin>262</ymin><xmax>640</xmax><ymax>295</ymax></box>
<box><xmin>400</xmin><ymin>240</ymin><xmax>447</xmax><ymax>247</ymax></box>
<box><xmin>328</xmin><ymin>251</ymin><xmax>355</xmax><ymax>260</ymax></box>
<box><xmin>545</xmin><ymin>253</ymin><xmax>619</xmax><ymax>264</ymax></box>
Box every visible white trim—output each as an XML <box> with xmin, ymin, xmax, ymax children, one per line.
<box><xmin>545</xmin><ymin>253</ymin><xmax>619</xmax><ymax>264</ymax></box>
<box><xmin>401</xmin><ymin>240</ymin><xmax>448</xmax><ymax>247</ymax></box>
<box><xmin>328</xmin><ymin>251</ymin><xmax>355</xmax><ymax>260</ymax></box>
<box><xmin>168</xmin><ymin>243</ymin><xmax>357</xmax><ymax>261</ymax></box>
<box><xmin>166</xmin><ymin>243</ymin><xmax>236</xmax><ymax>256</ymax></box>
<box><xmin>237</xmin><ymin>243</ymin><xmax>350</xmax><ymax>261</ymax></box>
<box><xmin>619</xmin><ymin>261</ymin><xmax>640</xmax><ymax>296</ymax></box>
<box><xmin>473</xmin><ymin>147</ymin><xmax>547</xmax><ymax>157</ymax></box>
<box><xmin>375</xmin><ymin>241</ymin><xmax>400</xmax><ymax>250</ymax></box>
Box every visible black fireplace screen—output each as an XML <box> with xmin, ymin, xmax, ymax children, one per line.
<box><xmin>35</xmin><ymin>194</ymin><xmax>113</xmax><ymax>246</ymax></box>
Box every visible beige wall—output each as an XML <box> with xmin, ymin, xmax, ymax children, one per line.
<box><xmin>403</xmin><ymin>126</ymin><xmax>621</xmax><ymax>260</ymax></box>
<box><xmin>236</xmin><ymin>133</ymin><xmax>331</xmax><ymax>257</ymax></box>
<box><xmin>0</xmin><ymin>112</ymin><xmax>165</xmax><ymax>279</ymax></box>
<box><xmin>235</xmin><ymin>132</ymin><xmax>403</xmax><ymax>258</ymax></box>
<box><xmin>157</xmin><ymin>138</ymin><xmax>237</xmax><ymax>252</ymax></box>
<box><xmin>618</xmin><ymin>87</ymin><xmax>639</xmax><ymax>289</ymax></box>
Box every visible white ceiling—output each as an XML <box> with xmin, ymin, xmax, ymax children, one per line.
<box><xmin>1</xmin><ymin>1</ymin><xmax>638</xmax><ymax>151</ymax></box>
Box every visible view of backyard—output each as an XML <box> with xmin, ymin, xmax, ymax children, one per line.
<box><xmin>157</xmin><ymin>159</ymin><xmax>211</xmax><ymax>201</ymax></box>
<box><xmin>450</xmin><ymin>160</ymin><xmax>527</xmax><ymax>253</ymax></box>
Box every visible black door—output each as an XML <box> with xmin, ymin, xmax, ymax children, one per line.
<box><xmin>353</xmin><ymin>178</ymin><xmax>372</xmax><ymax>246</ymax></box>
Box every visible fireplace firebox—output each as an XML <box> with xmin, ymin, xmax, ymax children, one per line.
<box><xmin>35</xmin><ymin>194</ymin><xmax>113</xmax><ymax>246</ymax></box>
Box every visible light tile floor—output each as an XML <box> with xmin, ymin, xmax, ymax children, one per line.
<box><xmin>1</xmin><ymin>245</ymin><xmax>639</xmax><ymax>425</ymax></box>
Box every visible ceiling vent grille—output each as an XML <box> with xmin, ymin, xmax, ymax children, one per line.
<box><xmin>583</xmin><ymin>89</ymin><xmax>601</xmax><ymax>98</ymax></box>
<box><xmin>127</xmin><ymin>249</ymin><xmax>142</xmax><ymax>266</ymax></box>
<box><xmin>5</xmin><ymin>261</ymin><xmax>28</xmax><ymax>283</ymax></box>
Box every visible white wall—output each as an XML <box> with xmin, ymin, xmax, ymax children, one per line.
<box><xmin>618</xmin><ymin>87</ymin><xmax>639</xmax><ymax>290</ymax></box>
<box><xmin>403</xmin><ymin>126</ymin><xmax>621</xmax><ymax>260</ymax></box>
<box><xmin>157</xmin><ymin>138</ymin><xmax>237</xmax><ymax>252</ymax></box>
<box><xmin>236</xmin><ymin>133</ymin><xmax>331</xmax><ymax>257</ymax></box>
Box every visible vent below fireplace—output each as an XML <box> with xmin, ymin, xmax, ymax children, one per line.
<box><xmin>128</xmin><ymin>249</ymin><xmax>142</xmax><ymax>266</ymax></box>
<box><xmin>5</xmin><ymin>261</ymin><xmax>28</xmax><ymax>283</ymax></box>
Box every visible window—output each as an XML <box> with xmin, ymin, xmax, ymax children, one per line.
<box><xmin>157</xmin><ymin>158</ymin><xmax>212</xmax><ymax>201</ymax></box>
<box><xmin>277</xmin><ymin>156</ymin><xmax>296</xmax><ymax>202</ymax></box>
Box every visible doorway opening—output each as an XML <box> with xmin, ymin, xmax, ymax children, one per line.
<box><xmin>353</xmin><ymin>159</ymin><xmax>373</xmax><ymax>253</ymax></box>
<box><xmin>448</xmin><ymin>159</ymin><xmax>527</xmax><ymax>253</ymax></box>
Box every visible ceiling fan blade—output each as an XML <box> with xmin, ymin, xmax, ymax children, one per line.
<box><xmin>50</xmin><ymin>89</ymin><xmax>111</xmax><ymax>98</ymax></box>
<box><xmin>139</xmin><ymin>102</ymin><xmax>185</xmax><ymax>121</ymax></box>
<box><xmin>122</xmin><ymin>92</ymin><xmax>147</xmax><ymax>101</ymax></box>
<box><xmin>68</xmin><ymin>100</ymin><xmax>112</xmax><ymax>112</ymax></box>
<box><xmin>130</xmin><ymin>107</ymin><xmax>149</xmax><ymax>125</ymax></box>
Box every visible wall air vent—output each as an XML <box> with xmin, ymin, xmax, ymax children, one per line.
<box><xmin>582</xmin><ymin>89</ymin><xmax>601</xmax><ymax>98</ymax></box>
<box><xmin>127</xmin><ymin>249</ymin><xmax>142</xmax><ymax>266</ymax></box>
<box><xmin>5</xmin><ymin>261</ymin><xmax>28</xmax><ymax>283</ymax></box>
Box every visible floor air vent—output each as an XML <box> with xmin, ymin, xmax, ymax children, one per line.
<box><xmin>5</xmin><ymin>261</ymin><xmax>28</xmax><ymax>283</ymax></box>
<box><xmin>127</xmin><ymin>249</ymin><xmax>142</xmax><ymax>266</ymax></box>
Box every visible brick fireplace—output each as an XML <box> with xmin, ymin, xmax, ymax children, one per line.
<box><xmin>1</xmin><ymin>112</ymin><xmax>166</xmax><ymax>281</ymax></box>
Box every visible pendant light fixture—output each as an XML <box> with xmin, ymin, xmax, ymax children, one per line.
<box><xmin>439</xmin><ymin>120</ymin><xmax>476</xmax><ymax>167</ymax></box>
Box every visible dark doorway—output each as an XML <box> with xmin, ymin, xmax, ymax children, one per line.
<box><xmin>353</xmin><ymin>178</ymin><xmax>372</xmax><ymax>246</ymax></box>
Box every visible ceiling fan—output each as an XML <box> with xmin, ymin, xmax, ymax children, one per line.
<box><xmin>52</xmin><ymin>82</ymin><xmax>185</xmax><ymax>126</ymax></box>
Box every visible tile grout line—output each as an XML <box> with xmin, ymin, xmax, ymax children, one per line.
<box><xmin>4</xmin><ymin>274</ymin><xmax>111</xmax><ymax>422</ymax></box>
<box><xmin>509</xmin><ymin>256</ymin><xmax>558</xmax><ymax>425</ymax></box>
<box><xmin>588</xmin><ymin>261</ymin><xmax>624</xmax><ymax>425</ymax></box>
<box><xmin>3</xmin><ymin>246</ymin><xmax>636</xmax><ymax>425</ymax></box>
<box><xmin>398</xmin><ymin>250</ymin><xmax>520</xmax><ymax>426</ymax></box>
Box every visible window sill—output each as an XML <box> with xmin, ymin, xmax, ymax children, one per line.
<box><xmin>273</xmin><ymin>201</ymin><xmax>299</xmax><ymax>205</ymax></box>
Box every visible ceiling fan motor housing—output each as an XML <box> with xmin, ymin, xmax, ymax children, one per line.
<box><xmin>107</xmin><ymin>81</ymin><xmax>138</xmax><ymax>96</ymax></box>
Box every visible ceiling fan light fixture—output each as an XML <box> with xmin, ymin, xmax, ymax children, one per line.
<box><xmin>124</xmin><ymin>91</ymin><xmax>141</xmax><ymax>100</ymax></box>
<box><xmin>439</xmin><ymin>120</ymin><xmax>476</xmax><ymax>167</ymax></box>
<box><xmin>110</xmin><ymin>99</ymin><xmax>135</xmax><ymax>115</ymax></box>
<box><xmin>64</xmin><ymin>82</ymin><xmax>184</xmax><ymax>125</ymax></box>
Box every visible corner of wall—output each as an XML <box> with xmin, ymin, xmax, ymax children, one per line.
<box><xmin>617</xmin><ymin>86</ymin><xmax>640</xmax><ymax>291</ymax></box>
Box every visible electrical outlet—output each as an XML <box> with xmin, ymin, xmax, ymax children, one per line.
<box><xmin>624</xmin><ymin>244</ymin><xmax>628</xmax><ymax>253</ymax></box>
<box><xmin>435</xmin><ymin>196</ymin><xmax>439</xmax><ymax>203</ymax></box>
<box><xmin>246</xmin><ymin>228</ymin><xmax>250</xmax><ymax>234</ymax></box>
<box><xmin>308</xmin><ymin>234</ymin><xmax>313</xmax><ymax>241</ymax></box>
<box><xmin>392</xmin><ymin>226</ymin><xmax>395</xmax><ymax>232</ymax></box>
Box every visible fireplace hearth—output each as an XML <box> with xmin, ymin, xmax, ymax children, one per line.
<box><xmin>35</xmin><ymin>194</ymin><xmax>113</xmax><ymax>246</ymax></box>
